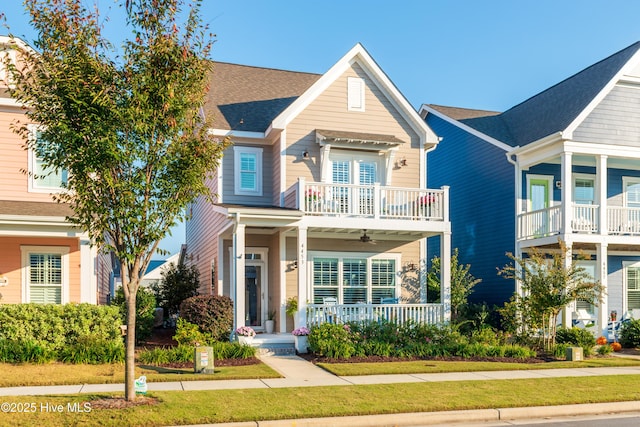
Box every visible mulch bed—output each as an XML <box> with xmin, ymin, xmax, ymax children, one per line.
<box><xmin>91</xmin><ymin>396</ymin><xmax>160</xmax><ymax>410</ymax></box>
<box><xmin>298</xmin><ymin>353</ymin><xmax>555</xmax><ymax>364</ymax></box>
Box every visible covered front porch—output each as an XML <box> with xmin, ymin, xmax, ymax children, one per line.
<box><xmin>217</xmin><ymin>205</ymin><xmax>451</xmax><ymax>335</ymax></box>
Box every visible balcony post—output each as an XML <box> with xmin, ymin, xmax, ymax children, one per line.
<box><xmin>597</xmin><ymin>155</ymin><xmax>608</xmax><ymax>235</ymax></box>
<box><xmin>297</xmin><ymin>226</ymin><xmax>308</xmax><ymax>330</ymax></box>
<box><xmin>298</xmin><ymin>177</ymin><xmax>306</xmax><ymax>211</ymax></box>
<box><xmin>440</xmin><ymin>230</ymin><xmax>452</xmax><ymax>323</ymax></box>
<box><xmin>561</xmin><ymin>152</ymin><xmax>573</xmax><ymax>234</ymax></box>
<box><xmin>441</xmin><ymin>185</ymin><xmax>450</xmax><ymax>222</ymax></box>
<box><xmin>597</xmin><ymin>242</ymin><xmax>608</xmax><ymax>336</ymax></box>
<box><xmin>373</xmin><ymin>183</ymin><xmax>381</xmax><ymax>219</ymax></box>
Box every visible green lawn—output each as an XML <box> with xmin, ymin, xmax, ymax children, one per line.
<box><xmin>0</xmin><ymin>375</ymin><xmax>639</xmax><ymax>426</ymax></box>
<box><xmin>317</xmin><ymin>356</ymin><xmax>640</xmax><ymax>376</ymax></box>
<box><xmin>0</xmin><ymin>361</ymin><xmax>280</xmax><ymax>387</ymax></box>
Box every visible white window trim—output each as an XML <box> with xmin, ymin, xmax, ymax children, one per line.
<box><xmin>622</xmin><ymin>176</ymin><xmax>640</xmax><ymax>207</ymax></box>
<box><xmin>347</xmin><ymin>77</ymin><xmax>365</xmax><ymax>112</ymax></box>
<box><xmin>21</xmin><ymin>245</ymin><xmax>70</xmax><ymax>304</ymax></box>
<box><xmin>27</xmin><ymin>124</ymin><xmax>67</xmax><ymax>193</ymax></box>
<box><xmin>623</xmin><ymin>261</ymin><xmax>640</xmax><ymax>314</ymax></box>
<box><xmin>308</xmin><ymin>251</ymin><xmax>401</xmax><ymax>304</ymax></box>
<box><xmin>233</xmin><ymin>146</ymin><xmax>263</xmax><ymax>196</ymax></box>
<box><xmin>329</xmin><ymin>151</ymin><xmax>385</xmax><ymax>185</ymax></box>
<box><xmin>526</xmin><ymin>174</ymin><xmax>554</xmax><ymax>210</ymax></box>
<box><xmin>572</xmin><ymin>173</ymin><xmax>595</xmax><ymax>204</ymax></box>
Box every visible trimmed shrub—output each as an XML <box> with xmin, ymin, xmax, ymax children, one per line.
<box><xmin>0</xmin><ymin>303</ymin><xmax>122</xmax><ymax>363</ymax></box>
<box><xmin>173</xmin><ymin>318</ymin><xmax>214</xmax><ymax>346</ymax></box>
<box><xmin>138</xmin><ymin>341</ymin><xmax>256</xmax><ymax>365</ymax></box>
<box><xmin>112</xmin><ymin>286</ymin><xmax>157</xmax><ymax>343</ymax></box>
<box><xmin>59</xmin><ymin>336</ymin><xmax>124</xmax><ymax>364</ymax></box>
<box><xmin>308</xmin><ymin>323</ymin><xmax>355</xmax><ymax>359</ymax></box>
<box><xmin>597</xmin><ymin>344</ymin><xmax>613</xmax><ymax>355</ymax></box>
<box><xmin>619</xmin><ymin>319</ymin><xmax>640</xmax><ymax>348</ymax></box>
<box><xmin>179</xmin><ymin>295</ymin><xmax>233</xmax><ymax>341</ymax></box>
<box><xmin>556</xmin><ymin>327</ymin><xmax>596</xmax><ymax>356</ymax></box>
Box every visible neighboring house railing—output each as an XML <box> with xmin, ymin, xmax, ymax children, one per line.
<box><xmin>286</xmin><ymin>178</ymin><xmax>448</xmax><ymax>221</ymax></box>
<box><xmin>517</xmin><ymin>205</ymin><xmax>562</xmax><ymax>240</ymax></box>
<box><xmin>608</xmin><ymin>206</ymin><xmax>640</xmax><ymax>235</ymax></box>
<box><xmin>517</xmin><ymin>204</ymin><xmax>640</xmax><ymax>240</ymax></box>
<box><xmin>306</xmin><ymin>303</ymin><xmax>444</xmax><ymax>327</ymax></box>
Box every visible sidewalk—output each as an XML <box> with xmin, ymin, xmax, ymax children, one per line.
<box><xmin>1</xmin><ymin>354</ymin><xmax>640</xmax><ymax>426</ymax></box>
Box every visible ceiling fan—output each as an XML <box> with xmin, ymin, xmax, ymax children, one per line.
<box><xmin>345</xmin><ymin>229</ymin><xmax>376</xmax><ymax>244</ymax></box>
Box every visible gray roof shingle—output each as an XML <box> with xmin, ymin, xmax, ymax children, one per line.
<box><xmin>459</xmin><ymin>41</ymin><xmax>640</xmax><ymax>147</ymax></box>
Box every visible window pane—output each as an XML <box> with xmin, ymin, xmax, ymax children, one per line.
<box><xmin>628</xmin><ymin>267</ymin><xmax>640</xmax><ymax>310</ymax></box>
<box><xmin>343</xmin><ymin>259</ymin><xmax>366</xmax><ymax>304</ymax></box>
<box><xmin>313</xmin><ymin>258</ymin><xmax>338</xmax><ymax>304</ymax></box>
<box><xmin>29</xmin><ymin>253</ymin><xmax>62</xmax><ymax>304</ymax></box>
<box><xmin>34</xmin><ymin>157</ymin><xmax>67</xmax><ymax>189</ymax></box>
<box><xmin>332</xmin><ymin>161</ymin><xmax>350</xmax><ymax>184</ymax></box>
<box><xmin>627</xmin><ymin>182</ymin><xmax>640</xmax><ymax>208</ymax></box>
<box><xmin>574</xmin><ymin>178</ymin><xmax>594</xmax><ymax>205</ymax></box>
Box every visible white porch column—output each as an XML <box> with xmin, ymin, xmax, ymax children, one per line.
<box><xmin>279</xmin><ymin>231</ymin><xmax>287</xmax><ymax>333</ymax></box>
<box><xmin>597</xmin><ymin>242</ymin><xmax>609</xmax><ymax>336</ymax></box>
<box><xmin>561</xmin><ymin>243</ymin><xmax>573</xmax><ymax>328</ymax></box>
<box><xmin>297</xmin><ymin>226</ymin><xmax>308</xmax><ymax>330</ymax></box>
<box><xmin>561</xmin><ymin>152</ymin><xmax>573</xmax><ymax>234</ymax></box>
<box><xmin>232</xmin><ymin>222</ymin><xmax>246</xmax><ymax>333</ymax></box>
<box><xmin>440</xmin><ymin>231</ymin><xmax>452</xmax><ymax>323</ymax></box>
<box><xmin>80</xmin><ymin>238</ymin><xmax>97</xmax><ymax>303</ymax></box>
<box><xmin>597</xmin><ymin>155</ymin><xmax>608</xmax><ymax>235</ymax></box>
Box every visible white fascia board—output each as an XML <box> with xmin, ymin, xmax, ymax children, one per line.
<box><xmin>209</xmin><ymin>128</ymin><xmax>266</xmax><ymax>141</ymax></box>
<box><xmin>270</xmin><ymin>43</ymin><xmax>434</xmax><ymax>145</ymax></box>
<box><xmin>0</xmin><ymin>98</ymin><xmax>22</xmax><ymax>107</ymax></box>
<box><xmin>565</xmin><ymin>48</ymin><xmax>640</xmax><ymax>138</ymax></box>
<box><xmin>419</xmin><ymin>104</ymin><xmax>513</xmax><ymax>152</ymax></box>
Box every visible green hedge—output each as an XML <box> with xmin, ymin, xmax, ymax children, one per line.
<box><xmin>0</xmin><ymin>303</ymin><xmax>124</xmax><ymax>363</ymax></box>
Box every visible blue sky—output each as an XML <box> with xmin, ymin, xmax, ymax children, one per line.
<box><xmin>3</xmin><ymin>0</ymin><xmax>640</xmax><ymax>255</ymax></box>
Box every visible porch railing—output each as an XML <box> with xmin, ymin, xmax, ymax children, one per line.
<box><xmin>290</xmin><ymin>178</ymin><xmax>447</xmax><ymax>221</ymax></box>
<box><xmin>608</xmin><ymin>206</ymin><xmax>640</xmax><ymax>235</ymax></box>
<box><xmin>572</xmin><ymin>204</ymin><xmax>599</xmax><ymax>233</ymax></box>
<box><xmin>517</xmin><ymin>206</ymin><xmax>562</xmax><ymax>240</ymax></box>
<box><xmin>305</xmin><ymin>303</ymin><xmax>444</xmax><ymax>327</ymax></box>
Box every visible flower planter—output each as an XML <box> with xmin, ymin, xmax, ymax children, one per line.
<box><xmin>294</xmin><ymin>335</ymin><xmax>308</xmax><ymax>353</ymax></box>
<box><xmin>265</xmin><ymin>319</ymin><xmax>275</xmax><ymax>334</ymax></box>
<box><xmin>237</xmin><ymin>335</ymin><xmax>254</xmax><ymax>346</ymax></box>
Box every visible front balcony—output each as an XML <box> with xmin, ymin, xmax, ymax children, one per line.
<box><xmin>517</xmin><ymin>204</ymin><xmax>640</xmax><ymax>240</ymax></box>
<box><xmin>306</xmin><ymin>303</ymin><xmax>444</xmax><ymax>327</ymax></box>
<box><xmin>285</xmin><ymin>178</ymin><xmax>448</xmax><ymax>222</ymax></box>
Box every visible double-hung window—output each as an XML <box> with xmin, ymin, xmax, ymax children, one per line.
<box><xmin>21</xmin><ymin>246</ymin><xmax>69</xmax><ymax>304</ymax></box>
<box><xmin>234</xmin><ymin>146</ymin><xmax>262</xmax><ymax>196</ymax></box>
<box><xmin>310</xmin><ymin>252</ymin><xmax>399</xmax><ymax>304</ymax></box>
<box><xmin>28</xmin><ymin>127</ymin><xmax>68</xmax><ymax>192</ymax></box>
<box><xmin>626</xmin><ymin>263</ymin><xmax>640</xmax><ymax>311</ymax></box>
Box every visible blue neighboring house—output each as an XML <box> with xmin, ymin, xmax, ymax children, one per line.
<box><xmin>421</xmin><ymin>41</ymin><xmax>640</xmax><ymax>335</ymax></box>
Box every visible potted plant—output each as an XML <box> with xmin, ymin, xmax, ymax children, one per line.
<box><xmin>235</xmin><ymin>326</ymin><xmax>256</xmax><ymax>345</ymax></box>
<box><xmin>286</xmin><ymin>297</ymin><xmax>298</xmax><ymax>327</ymax></box>
<box><xmin>265</xmin><ymin>310</ymin><xmax>276</xmax><ymax>334</ymax></box>
<box><xmin>292</xmin><ymin>326</ymin><xmax>310</xmax><ymax>353</ymax></box>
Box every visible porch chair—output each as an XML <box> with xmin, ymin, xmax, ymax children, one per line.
<box><xmin>323</xmin><ymin>297</ymin><xmax>338</xmax><ymax>323</ymax></box>
<box><xmin>571</xmin><ymin>309</ymin><xmax>596</xmax><ymax>328</ymax></box>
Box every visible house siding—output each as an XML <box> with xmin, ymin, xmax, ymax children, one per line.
<box><xmin>426</xmin><ymin>113</ymin><xmax>515</xmax><ymax>306</ymax></box>
<box><xmin>574</xmin><ymin>84</ymin><xmax>640</xmax><ymax>146</ymax></box>
<box><xmin>285</xmin><ymin>63</ymin><xmax>421</xmax><ymax>190</ymax></box>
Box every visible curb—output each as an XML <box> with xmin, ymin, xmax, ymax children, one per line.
<box><xmin>188</xmin><ymin>401</ymin><xmax>640</xmax><ymax>427</ymax></box>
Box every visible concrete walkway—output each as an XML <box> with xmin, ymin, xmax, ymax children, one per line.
<box><xmin>1</xmin><ymin>354</ymin><xmax>640</xmax><ymax>426</ymax></box>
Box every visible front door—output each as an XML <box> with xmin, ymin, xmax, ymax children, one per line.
<box><xmin>244</xmin><ymin>249</ymin><xmax>268</xmax><ymax>329</ymax></box>
<box><xmin>528</xmin><ymin>177</ymin><xmax>551</xmax><ymax>236</ymax></box>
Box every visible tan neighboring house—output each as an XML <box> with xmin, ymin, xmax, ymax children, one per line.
<box><xmin>186</xmin><ymin>44</ymin><xmax>451</xmax><ymax>335</ymax></box>
<box><xmin>0</xmin><ymin>36</ymin><xmax>113</xmax><ymax>305</ymax></box>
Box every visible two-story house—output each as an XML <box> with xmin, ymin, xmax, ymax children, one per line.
<box><xmin>0</xmin><ymin>36</ymin><xmax>113</xmax><ymax>305</ymax></box>
<box><xmin>421</xmin><ymin>41</ymin><xmax>640</xmax><ymax>335</ymax></box>
<box><xmin>186</xmin><ymin>44</ymin><xmax>452</xmax><ymax>335</ymax></box>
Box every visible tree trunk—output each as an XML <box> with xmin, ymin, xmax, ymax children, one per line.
<box><xmin>125</xmin><ymin>290</ymin><xmax>137</xmax><ymax>401</ymax></box>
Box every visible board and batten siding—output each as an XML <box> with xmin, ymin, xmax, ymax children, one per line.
<box><xmin>426</xmin><ymin>113</ymin><xmax>515</xmax><ymax>306</ymax></box>
<box><xmin>574</xmin><ymin>84</ymin><xmax>640</xmax><ymax>146</ymax></box>
<box><xmin>284</xmin><ymin>62</ymin><xmax>422</xmax><ymax>191</ymax></box>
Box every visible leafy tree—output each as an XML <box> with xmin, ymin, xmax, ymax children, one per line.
<box><xmin>5</xmin><ymin>0</ymin><xmax>229</xmax><ymax>400</ymax></box>
<box><xmin>427</xmin><ymin>248</ymin><xmax>481</xmax><ymax>321</ymax></box>
<box><xmin>152</xmin><ymin>262</ymin><xmax>200</xmax><ymax>317</ymax></box>
<box><xmin>498</xmin><ymin>241</ymin><xmax>603</xmax><ymax>352</ymax></box>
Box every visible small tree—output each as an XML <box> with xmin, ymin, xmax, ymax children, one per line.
<box><xmin>498</xmin><ymin>241</ymin><xmax>603</xmax><ymax>352</ymax></box>
<box><xmin>153</xmin><ymin>262</ymin><xmax>200</xmax><ymax>318</ymax></box>
<box><xmin>6</xmin><ymin>0</ymin><xmax>230</xmax><ymax>400</ymax></box>
<box><xmin>427</xmin><ymin>248</ymin><xmax>481</xmax><ymax>321</ymax></box>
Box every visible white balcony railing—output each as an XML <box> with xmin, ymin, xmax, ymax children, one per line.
<box><xmin>572</xmin><ymin>204</ymin><xmax>599</xmax><ymax>233</ymax></box>
<box><xmin>608</xmin><ymin>206</ymin><xmax>640</xmax><ymax>235</ymax></box>
<box><xmin>517</xmin><ymin>205</ymin><xmax>562</xmax><ymax>240</ymax></box>
<box><xmin>292</xmin><ymin>179</ymin><xmax>447</xmax><ymax>221</ymax></box>
<box><xmin>306</xmin><ymin>303</ymin><xmax>444</xmax><ymax>327</ymax></box>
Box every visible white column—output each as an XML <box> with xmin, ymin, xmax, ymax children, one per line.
<box><xmin>80</xmin><ymin>238</ymin><xmax>97</xmax><ymax>303</ymax></box>
<box><xmin>279</xmin><ymin>231</ymin><xmax>287</xmax><ymax>333</ymax></box>
<box><xmin>597</xmin><ymin>155</ymin><xmax>608</xmax><ymax>235</ymax></box>
<box><xmin>440</xmin><ymin>231</ymin><xmax>452</xmax><ymax>323</ymax></box>
<box><xmin>597</xmin><ymin>242</ymin><xmax>609</xmax><ymax>336</ymax></box>
<box><xmin>232</xmin><ymin>223</ymin><xmax>246</xmax><ymax>333</ymax></box>
<box><xmin>561</xmin><ymin>152</ymin><xmax>573</xmax><ymax>234</ymax></box>
<box><xmin>297</xmin><ymin>226</ymin><xmax>308</xmax><ymax>330</ymax></box>
<box><xmin>562</xmin><ymin>243</ymin><xmax>573</xmax><ymax>328</ymax></box>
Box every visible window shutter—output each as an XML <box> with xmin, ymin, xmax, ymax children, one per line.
<box><xmin>347</xmin><ymin>77</ymin><xmax>365</xmax><ymax>111</ymax></box>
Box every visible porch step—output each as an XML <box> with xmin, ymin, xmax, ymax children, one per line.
<box><xmin>251</xmin><ymin>333</ymin><xmax>296</xmax><ymax>357</ymax></box>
